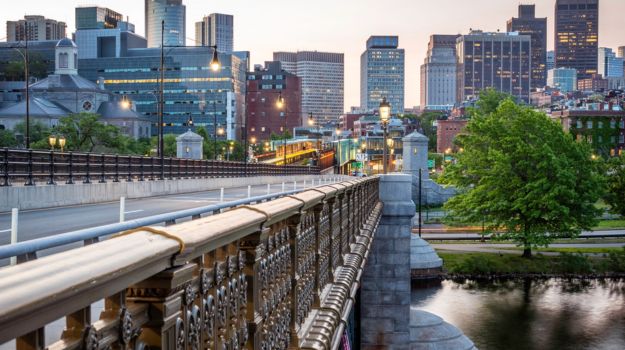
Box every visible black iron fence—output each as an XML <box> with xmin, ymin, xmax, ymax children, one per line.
<box><xmin>0</xmin><ymin>148</ymin><xmax>320</xmax><ymax>186</ymax></box>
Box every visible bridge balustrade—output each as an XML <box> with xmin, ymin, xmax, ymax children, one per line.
<box><xmin>0</xmin><ymin>148</ymin><xmax>320</xmax><ymax>186</ymax></box>
<box><xmin>0</xmin><ymin>177</ymin><xmax>381</xmax><ymax>350</ymax></box>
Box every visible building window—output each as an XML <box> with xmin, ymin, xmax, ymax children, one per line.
<box><xmin>250</xmin><ymin>127</ymin><xmax>255</xmax><ymax>132</ymax></box>
<box><xmin>576</xmin><ymin>120</ymin><xmax>582</xmax><ymax>128</ymax></box>
<box><xmin>261</xmin><ymin>127</ymin><xmax>265</xmax><ymax>132</ymax></box>
<box><xmin>59</xmin><ymin>53</ymin><xmax>68</xmax><ymax>68</ymax></box>
<box><xmin>598</xmin><ymin>121</ymin><xmax>604</xmax><ymax>129</ymax></box>
<box><xmin>611</xmin><ymin>120</ymin><xmax>616</xmax><ymax>128</ymax></box>
<box><xmin>621</xmin><ymin>134</ymin><xmax>625</xmax><ymax>144</ymax></box>
<box><xmin>74</xmin><ymin>53</ymin><xmax>77</xmax><ymax>69</ymax></box>
<box><xmin>587</xmin><ymin>121</ymin><xmax>592</xmax><ymax>129</ymax></box>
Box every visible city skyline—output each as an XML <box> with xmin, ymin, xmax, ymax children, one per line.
<box><xmin>1</xmin><ymin>0</ymin><xmax>624</xmax><ymax>111</ymax></box>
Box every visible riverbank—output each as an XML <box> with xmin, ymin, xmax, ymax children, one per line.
<box><xmin>438</xmin><ymin>249</ymin><xmax>625</xmax><ymax>278</ymax></box>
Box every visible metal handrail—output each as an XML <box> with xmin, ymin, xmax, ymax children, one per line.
<box><xmin>0</xmin><ymin>147</ymin><xmax>321</xmax><ymax>186</ymax></box>
<box><xmin>0</xmin><ymin>180</ymin><xmax>346</xmax><ymax>261</ymax></box>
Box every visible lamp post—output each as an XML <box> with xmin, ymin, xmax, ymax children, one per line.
<box><xmin>276</xmin><ymin>91</ymin><xmax>288</xmax><ymax>167</ymax></box>
<box><xmin>335</xmin><ymin>128</ymin><xmax>342</xmax><ymax>174</ymax></box>
<box><xmin>379</xmin><ymin>97</ymin><xmax>391</xmax><ymax>174</ymax></box>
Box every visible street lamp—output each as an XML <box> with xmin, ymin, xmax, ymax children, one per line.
<box><xmin>275</xmin><ymin>92</ymin><xmax>288</xmax><ymax>167</ymax></box>
<box><xmin>120</xmin><ymin>95</ymin><xmax>131</xmax><ymax>110</ymax></box>
<box><xmin>379</xmin><ymin>97</ymin><xmax>391</xmax><ymax>174</ymax></box>
<box><xmin>48</xmin><ymin>134</ymin><xmax>57</xmax><ymax>150</ymax></box>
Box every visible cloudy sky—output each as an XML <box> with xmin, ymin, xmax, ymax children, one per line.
<box><xmin>2</xmin><ymin>0</ymin><xmax>624</xmax><ymax>110</ymax></box>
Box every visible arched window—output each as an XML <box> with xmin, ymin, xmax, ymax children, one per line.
<box><xmin>59</xmin><ymin>53</ymin><xmax>68</xmax><ymax>68</ymax></box>
<box><xmin>74</xmin><ymin>53</ymin><xmax>77</xmax><ymax>69</ymax></box>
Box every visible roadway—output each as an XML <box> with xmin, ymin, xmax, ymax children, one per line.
<box><xmin>417</xmin><ymin>230</ymin><xmax>625</xmax><ymax>240</ymax></box>
<box><xmin>0</xmin><ymin>181</ymin><xmax>317</xmax><ymax>247</ymax></box>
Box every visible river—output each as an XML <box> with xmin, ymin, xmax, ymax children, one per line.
<box><xmin>411</xmin><ymin>278</ymin><xmax>625</xmax><ymax>350</ymax></box>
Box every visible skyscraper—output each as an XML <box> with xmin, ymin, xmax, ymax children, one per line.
<box><xmin>75</xmin><ymin>7</ymin><xmax>146</xmax><ymax>59</ymax></box>
<box><xmin>6</xmin><ymin>16</ymin><xmax>66</xmax><ymax>42</ymax></box>
<box><xmin>274</xmin><ymin>51</ymin><xmax>344</xmax><ymax>126</ymax></box>
<box><xmin>420</xmin><ymin>35</ymin><xmax>459</xmax><ymax>109</ymax></box>
<box><xmin>195</xmin><ymin>13</ymin><xmax>233</xmax><ymax>53</ymax></box>
<box><xmin>547</xmin><ymin>51</ymin><xmax>555</xmax><ymax>71</ymax></box>
<box><xmin>555</xmin><ymin>0</ymin><xmax>599</xmax><ymax>80</ymax></box>
<box><xmin>618</xmin><ymin>47</ymin><xmax>625</xmax><ymax>58</ymax></box>
<box><xmin>360</xmin><ymin>36</ymin><xmax>404</xmax><ymax>113</ymax></box>
<box><xmin>598</xmin><ymin>48</ymin><xmax>624</xmax><ymax>78</ymax></box>
<box><xmin>456</xmin><ymin>30</ymin><xmax>532</xmax><ymax>102</ymax></box>
<box><xmin>507</xmin><ymin>4</ymin><xmax>547</xmax><ymax>89</ymax></box>
<box><xmin>145</xmin><ymin>0</ymin><xmax>186</xmax><ymax>47</ymax></box>
<box><xmin>75</xmin><ymin>6</ymin><xmax>123</xmax><ymax>30</ymax></box>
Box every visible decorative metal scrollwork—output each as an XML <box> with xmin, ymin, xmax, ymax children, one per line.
<box><xmin>119</xmin><ymin>307</ymin><xmax>137</xmax><ymax>345</ymax></box>
<box><xmin>188</xmin><ymin>305</ymin><xmax>201</xmax><ymax>350</ymax></box>
<box><xmin>175</xmin><ymin>317</ymin><xmax>185</xmax><ymax>350</ymax></box>
<box><xmin>201</xmin><ymin>269</ymin><xmax>213</xmax><ymax>295</ymax></box>
<box><xmin>184</xmin><ymin>284</ymin><xmax>196</xmax><ymax>306</ymax></box>
<box><xmin>203</xmin><ymin>295</ymin><xmax>216</xmax><ymax>340</ymax></box>
<box><xmin>83</xmin><ymin>325</ymin><xmax>99</xmax><ymax>350</ymax></box>
<box><xmin>216</xmin><ymin>285</ymin><xmax>227</xmax><ymax>328</ymax></box>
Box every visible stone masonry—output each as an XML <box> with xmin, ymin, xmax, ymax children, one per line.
<box><xmin>360</xmin><ymin>174</ymin><xmax>415</xmax><ymax>349</ymax></box>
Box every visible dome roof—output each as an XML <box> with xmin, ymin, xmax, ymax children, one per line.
<box><xmin>176</xmin><ymin>130</ymin><xmax>204</xmax><ymax>142</ymax></box>
<box><xmin>403</xmin><ymin>131</ymin><xmax>429</xmax><ymax>142</ymax></box>
<box><xmin>56</xmin><ymin>38</ymin><xmax>77</xmax><ymax>48</ymax></box>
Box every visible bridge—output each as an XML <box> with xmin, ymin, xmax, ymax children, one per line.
<box><xmin>0</xmin><ymin>142</ymin><xmax>422</xmax><ymax>350</ymax></box>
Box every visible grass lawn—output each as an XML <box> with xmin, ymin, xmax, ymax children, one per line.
<box><xmin>497</xmin><ymin>247</ymin><xmax>623</xmax><ymax>254</ymax></box>
<box><xmin>593</xmin><ymin>219</ymin><xmax>625</xmax><ymax>230</ymax></box>
<box><xmin>438</xmin><ymin>250</ymin><xmax>625</xmax><ymax>275</ymax></box>
<box><xmin>431</xmin><ymin>238</ymin><xmax>625</xmax><ymax>245</ymax></box>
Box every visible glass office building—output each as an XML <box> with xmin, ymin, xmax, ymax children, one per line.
<box><xmin>75</xmin><ymin>6</ymin><xmax>123</xmax><ymax>30</ymax></box>
<box><xmin>79</xmin><ymin>47</ymin><xmax>246</xmax><ymax>139</ymax></box>
<box><xmin>598</xmin><ymin>48</ymin><xmax>624</xmax><ymax>78</ymax></box>
<box><xmin>507</xmin><ymin>5</ymin><xmax>547</xmax><ymax>89</ymax></box>
<box><xmin>456</xmin><ymin>30</ymin><xmax>532</xmax><ymax>103</ymax></box>
<box><xmin>555</xmin><ymin>0</ymin><xmax>599</xmax><ymax>80</ymax></box>
<box><xmin>547</xmin><ymin>68</ymin><xmax>578</xmax><ymax>92</ymax></box>
<box><xmin>360</xmin><ymin>36</ymin><xmax>405</xmax><ymax>113</ymax></box>
<box><xmin>145</xmin><ymin>0</ymin><xmax>186</xmax><ymax>47</ymax></box>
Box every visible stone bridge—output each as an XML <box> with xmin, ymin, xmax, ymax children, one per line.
<box><xmin>0</xmin><ymin>175</ymin><xmax>424</xmax><ymax>349</ymax></box>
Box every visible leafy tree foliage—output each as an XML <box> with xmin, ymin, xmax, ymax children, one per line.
<box><xmin>604</xmin><ymin>155</ymin><xmax>625</xmax><ymax>217</ymax></box>
<box><xmin>417</xmin><ymin>111</ymin><xmax>444</xmax><ymax>151</ymax></box>
<box><xmin>3</xmin><ymin>53</ymin><xmax>49</xmax><ymax>81</ymax></box>
<box><xmin>0</xmin><ymin>129</ymin><xmax>18</xmax><ymax>147</ymax></box>
<box><xmin>441</xmin><ymin>99</ymin><xmax>604</xmax><ymax>257</ymax></box>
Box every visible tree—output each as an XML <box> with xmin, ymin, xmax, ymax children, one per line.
<box><xmin>56</xmin><ymin>113</ymin><xmax>125</xmax><ymax>152</ymax></box>
<box><xmin>604</xmin><ymin>155</ymin><xmax>625</xmax><ymax>217</ymax></box>
<box><xmin>0</xmin><ymin>129</ymin><xmax>18</xmax><ymax>147</ymax></box>
<box><xmin>2</xmin><ymin>53</ymin><xmax>49</xmax><ymax>81</ymax></box>
<box><xmin>441</xmin><ymin>99</ymin><xmax>604</xmax><ymax>258</ymax></box>
<box><xmin>418</xmin><ymin>111</ymin><xmax>444</xmax><ymax>151</ymax></box>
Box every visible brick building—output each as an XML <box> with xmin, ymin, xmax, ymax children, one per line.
<box><xmin>552</xmin><ymin>105</ymin><xmax>625</xmax><ymax>157</ymax></box>
<box><xmin>246</xmin><ymin>61</ymin><xmax>302</xmax><ymax>142</ymax></box>
<box><xmin>436</xmin><ymin>119</ymin><xmax>468</xmax><ymax>154</ymax></box>
<box><xmin>577</xmin><ymin>74</ymin><xmax>608</xmax><ymax>92</ymax></box>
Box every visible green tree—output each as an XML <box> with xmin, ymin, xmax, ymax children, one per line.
<box><xmin>0</xmin><ymin>129</ymin><xmax>18</xmax><ymax>147</ymax></box>
<box><xmin>604</xmin><ymin>155</ymin><xmax>625</xmax><ymax>217</ymax></box>
<box><xmin>418</xmin><ymin>111</ymin><xmax>443</xmax><ymax>151</ymax></box>
<box><xmin>2</xmin><ymin>53</ymin><xmax>49</xmax><ymax>81</ymax></box>
<box><xmin>441</xmin><ymin>99</ymin><xmax>604</xmax><ymax>257</ymax></box>
<box><xmin>56</xmin><ymin>113</ymin><xmax>125</xmax><ymax>152</ymax></box>
<box><xmin>13</xmin><ymin>121</ymin><xmax>51</xmax><ymax>148</ymax></box>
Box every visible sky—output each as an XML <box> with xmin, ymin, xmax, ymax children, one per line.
<box><xmin>2</xmin><ymin>0</ymin><xmax>625</xmax><ymax>111</ymax></box>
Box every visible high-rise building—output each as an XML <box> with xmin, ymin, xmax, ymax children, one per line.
<box><xmin>456</xmin><ymin>30</ymin><xmax>532</xmax><ymax>102</ymax></box>
<box><xmin>6</xmin><ymin>16</ymin><xmax>66</xmax><ymax>42</ymax></box>
<box><xmin>246</xmin><ymin>62</ymin><xmax>302</xmax><ymax>142</ymax></box>
<box><xmin>598</xmin><ymin>48</ymin><xmax>625</xmax><ymax>78</ymax></box>
<box><xmin>507</xmin><ymin>4</ymin><xmax>547</xmax><ymax>89</ymax></box>
<box><xmin>79</xmin><ymin>46</ymin><xmax>246</xmax><ymax>138</ymax></box>
<box><xmin>547</xmin><ymin>67</ymin><xmax>578</xmax><ymax>92</ymax></box>
<box><xmin>75</xmin><ymin>6</ymin><xmax>123</xmax><ymax>30</ymax></box>
<box><xmin>360</xmin><ymin>36</ymin><xmax>405</xmax><ymax>113</ymax></box>
<box><xmin>555</xmin><ymin>0</ymin><xmax>599</xmax><ymax>80</ymax></box>
<box><xmin>75</xmin><ymin>7</ymin><xmax>146</xmax><ymax>59</ymax></box>
<box><xmin>420</xmin><ymin>35</ymin><xmax>459</xmax><ymax>109</ymax></box>
<box><xmin>547</xmin><ymin>51</ymin><xmax>555</xmax><ymax>71</ymax></box>
<box><xmin>618</xmin><ymin>47</ymin><xmax>625</xmax><ymax>58</ymax></box>
<box><xmin>273</xmin><ymin>51</ymin><xmax>344</xmax><ymax>126</ymax></box>
<box><xmin>195</xmin><ymin>13</ymin><xmax>233</xmax><ymax>53</ymax></box>
<box><xmin>145</xmin><ymin>0</ymin><xmax>185</xmax><ymax>47</ymax></box>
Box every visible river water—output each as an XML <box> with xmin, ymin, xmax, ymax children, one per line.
<box><xmin>411</xmin><ymin>278</ymin><xmax>625</xmax><ymax>350</ymax></box>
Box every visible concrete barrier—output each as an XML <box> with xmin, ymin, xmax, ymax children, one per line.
<box><xmin>0</xmin><ymin>175</ymin><xmax>346</xmax><ymax>212</ymax></box>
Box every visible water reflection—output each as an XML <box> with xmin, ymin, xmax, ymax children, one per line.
<box><xmin>411</xmin><ymin>279</ymin><xmax>625</xmax><ymax>350</ymax></box>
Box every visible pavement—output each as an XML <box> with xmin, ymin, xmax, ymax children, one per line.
<box><xmin>0</xmin><ymin>181</ymin><xmax>317</xmax><ymax>247</ymax></box>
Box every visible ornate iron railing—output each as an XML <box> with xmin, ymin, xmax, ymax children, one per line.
<box><xmin>0</xmin><ymin>177</ymin><xmax>381</xmax><ymax>350</ymax></box>
<box><xmin>0</xmin><ymin>148</ymin><xmax>320</xmax><ymax>187</ymax></box>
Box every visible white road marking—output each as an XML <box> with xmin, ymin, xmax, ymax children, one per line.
<box><xmin>124</xmin><ymin>210</ymin><xmax>144</xmax><ymax>214</ymax></box>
